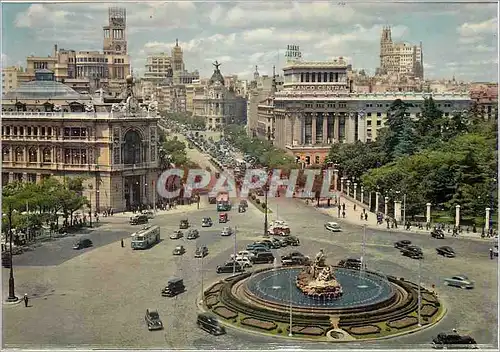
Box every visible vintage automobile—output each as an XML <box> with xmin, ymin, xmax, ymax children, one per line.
<box><xmin>173</xmin><ymin>245</ymin><xmax>186</xmax><ymax>255</ymax></box>
<box><xmin>201</xmin><ymin>217</ymin><xmax>213</xmax><ymax>227</ymax></box>
<box><xmin>436</xmin><ymin>246</ymin><xmax>455</xmax><ymax>258</ymax></box>
<box><xmin>161</xmin><ymin>277</ymin><xmax>185</xmax><ymax>297</ymax></box>
<box><xmin>239</xmin><ymin>200</ymin><xmax>248</xmax><ymax>208</ymax></box>
<box><xmin>219</xmin><ymin>213</ymin><xmax>228</xmax><ymax>223</ymax></box>
<box><xmin>324</xmin><ymin>221</ymin><xmax>342</xmax><ymax>232</ymax></box>
<box><xmin>282</xmin><ymin>236</ymin><xmax>300</xmax><ymax>246</ymax></box>
<box><xmin>130</xmin><ymin>214</ymin><xmax>148</xmax><ymax>225</ymax></box>
<box><xmin>251</xmin><ymin>251</ymin><xmax>275</xmax><ymax>264</ymax></box>
<box><xmin>141</xmin><ymin>210</ymin><xmax>155</xmax><ymax>219</ymax></box>
<box><xmin>444</xmin><ymin>275</ymin><xmax>475</xmax><ymax>289</ymax></box>
<box><xmin>281</xmin><ymin>251</ymin><xmax>310</xmax><ymax>266</ymax></box>
<box><xmin>73</xmin><ymin>238</ymin><xmax>93</xmax><ymax>250</ymax></box>
<box><xmin>195</xmin><ymin>246</ymin><xmax>209</xmax><ymax>258</ymax></box>
<box><xmin>401</xmin><ymin>245</ymin><xmax>423</xmax><ymax>259</ymax></box>
<box><xmin>187</xmin><ymin>229</ymin><xmax>199</xmax><ymax>240</ymax></box>
<box><xmin>179</xmin><ymin>219</ymin><xmax>189</xmax><ymax>229</ymax></box>
<box><xmin>238</xmin><ymin>205</ymin><xmax>247</xmax><ymax>213</ymax></box>
<box><xmin>221</xmin><ymin>227</ymin><xmax>233</xmax><ymax>236</ymax></box>
<box><xmin>230</xmin><ymin>250</ymin><xmax>254</xmax><ymax>260</ymax></box>
<box><xmin>338</xmin><ymin>258</ymin><xmax>363</xmax><ymax>270</ymax></box>
<box><xmin>145</xmin><ymin>309</ymin><xmax>163</xmax><ymax>331</ymax></box>
<box><xmin>197</xmin><ymin>313</ymin><xmax>226</xmax><ymax>335</ymax></box>
<box><xmin>432</xmin><ymin>332</ymin><xmax>477</xmax><ymax>349</ymax></box>
<box><xmin>431</xmin><ymin>229</ymin><xmax>445</xmax><ymax>239</ymax></box>
<box><xmin>216</xmin><ymin>261</ymin><xmax>244</xmax><ymax>273</ymax></box>
<box><xmin>394</xmin><ymin>240</ymin><xmax>412</xmax><ymax>249</ymax></box>
<box><xmin>259</xmin><ymin>239</ymin><xmax>280</xmax><ymax>249</ymax></box>
<box><xmin>267</xmin><ymin>221</ymin><xmax>291</xmax><ymax>236</ymax></box>
<box><xmin>170</xmin><ymin>230</ymin><xmax>183</xmax><ymax>240</ymax></box>
<box><xmin>493</xmin><ymin>245</ymin><xmax>498</xmax><ymax>257</ymax></box>
<box><xmin>226</xmin><ymin>257</ymin><xmax>253</xmax><ymax>268</ymax></box>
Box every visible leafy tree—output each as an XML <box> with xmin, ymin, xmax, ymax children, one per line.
<box><xmin>327</xmin><ymin>141</ymin><xmax>387</xmax><ymax>179</ymax></box>
<box><xmin>381</xmin><ymin>99</ymin><xmax>418</xmax><ymax>159</ymax></box>
<box><xmin>415</xmin><ymin>97</ymin><xmax>445</xmax><ymax>148</ymax></box>
<box><xmin>162</xmin><ymin>136</ymin><xmax>189</xmax><ymax>167</ymax></box>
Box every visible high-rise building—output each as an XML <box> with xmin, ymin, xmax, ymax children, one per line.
<box><xmin>378</xmin><ymin>26</ymin><xmax>423</xmax><ymax>79</ymax></box>
<box><xmin>1</xmin><ymin>66</ymin><xmax>22</xmax><ymax>93</ymax></box>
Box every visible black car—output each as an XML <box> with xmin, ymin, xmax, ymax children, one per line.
<box><xmin>270</xmin><ymin>238</ymin><xmax>282</xmax><ymax>248</ymax></box>
<box><xmin>260</xmin><ymin>239</ymin><xmax>279</xmax><ymax>249</ymax></box>
<box><xmin>401</xmin><ymin>245</ymin><xmax>423</xmax><ymax>259</ymax></box>
<box><xmin>338</xmin><ymin>258</ymin><xmax>363</xmax><ymax>270</ymax></box>
<box><xmin>161</xmin><ymin>277</ymin><xmax>185</xmax><ymax>297</ymax></box>
<box><xmin>73</xmin><ymin>238</ymin><xmax>93</xmax><ymax>250</ymax></box>
<box><xmin>187</xmin><ymin>229</ymin><xmax>199</xmax><ymax>239</ymax></box>
<box><xmin>394</xmin><ymin>240</ymin><xmax>412</xmax><ymax>249</ymax></box>
<box><xmin>197</xmin><ymin>313</ymin><xmax>226</xmax><ymax>335</ymax></box>
<box><xmin>216</xmin><ymin>261</ymin><xmax>244</xmax><ymax>273</ymax></box>
<box><xmin>431</xmin><ymin>229</ymin><xmax>445</xmax><ymax>239</ymax></box>
<box><xmin>201</xmin><ymin>217</ymin><xmax>213</xmax><ymax>227</ymax></box>
<box><xmin>180</xmin><ymin>219</ymin><xmax>189</xmax><ymax>229</ymax></box>
<box><xmin>436</xmin><ymin>246</ymin><xmax>455</xmax><ymax>258</ymax></box>
<box><xmin>251</xmin><ymin>251</ymin><xmax>275</xmax><ymax>264</ymax></box>
<box><xmin>281</xmin><ymin>252</ymin><xmax>310</xmax><ymax>266</ymax></box>
<box><xmin>432</xmin><ymin>333</ymin><xmax>477</xmax><ymax>349</ymax></box>
<box><xmin>195</xmin><ymin>246</ymin><xmax>209</xmax><ymax>258</ymax></box>
<box><xmin>130</xmin><ymin>214</ymin><xmax>148</xmax><ymax>225</ymax></box>
<box><xmin>283</xmin><ymin>236</ymin><xmax>300</xmax><ymax>246</ymax></box>
<box><xmin>281</xmin><ymin>251</ymin><xmax>306</xmax><ymax>261</ymax></box>
<box><xmin>239</xmin><ymin>200</ymin><xmax>248</xmax><ymax>208</ymax></box>
<box><xmin>145</xmin><ymin>309</ymin><xmax>163</xmax><ymax>330</ymax></box>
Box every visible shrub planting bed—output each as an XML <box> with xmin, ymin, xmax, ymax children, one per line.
<box><xmin>288</xmin><ymin>326</ymin><xmax>325</xmax><ymax>336</ymax></box>
<box><xmin>387</xmin><ymin>316</ymin><xmax>418</xmax><ymax>329</ymax></box>
<box><xmin>422</xmin><ymin>292</ymin><xmax>438</xmax><ymax>303</ymax></box>
<box><xmin>241</xmin><ymin>318</ymin><xmax>277</xmax><ymax>331</ymax></box>
<box><xmin>348</xmin><ymin>325</ymin><xmax>381</xmax><ymax>335</ymax></box>
<box><xmin>213</xmin><ymin>306</ymin><xmax>238</xmax><ymax>320</ymax></box>
<box><xmin>205</xmin><ymin>295</ymin><xmax>219</xmax><ymax>308</ymax></box>
<box><xmin>421</xmin><ymin>304</ymin><xmax>438</xmax><ymax>317</ymax></box>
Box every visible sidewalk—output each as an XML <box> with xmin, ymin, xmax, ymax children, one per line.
<box><xmin>300</xmin><ymin>194</ymin><xmax>489</xmax><ymax>241</ymax></box>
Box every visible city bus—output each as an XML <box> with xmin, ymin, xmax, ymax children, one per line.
<box><xmin>131</xmin><ymin>225</ymin><xmax>161</xmax><ymax>250</ymax></box>
<box><xmin>216</xmin><ymin>192</ymin><xmax>231</xmax><ymax>211</ymax></box>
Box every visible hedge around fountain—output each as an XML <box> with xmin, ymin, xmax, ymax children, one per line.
<box><xmin>202</xmin><ymin>268</ymin><xmax>445</xmax><ymax>340</ymax></box>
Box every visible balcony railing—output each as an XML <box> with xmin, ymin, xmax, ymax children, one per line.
<box><xmin>2</xmin><ymin>111</ymin><xmax>159</xmax><ymax>119</ymax></box>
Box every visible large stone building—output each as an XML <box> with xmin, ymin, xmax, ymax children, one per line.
<box><xmin>378</xmin><ymin>26</ymin><xmax>424</xmax><ymax>79</ymax></box>
<box><xmin>247</xmin><ymin>65</ymin><xmax>284</xmax><ymax>138</ymax></box>
<box><xmin>469</xmin><ymin>82</ymin><xmax>498</xmax><ymax>120</ymax></box>
<box><xmin>1</xmin><ymin>70</ymin><xmax>159</xmax><ymax>212</ymax></box>
<box><xmin>13</xmin><ymin>7</ymin><xmax>130</xmax><ymax>96</ymax></box>
<box><xmin>1</xmin><ymin>66</ymin><xmax>22</xmax><ymax>93</ymax></box>
<box><xmin>192</xmin><ymin>62</ymin><xmax>246</xmax><ymax>130</ymax></box>
<box><xmin>263</xmin><ymin>58</ymin><xmax>470</xmax><ymax>166</ymax></box>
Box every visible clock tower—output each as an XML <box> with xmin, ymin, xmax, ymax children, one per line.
<box><xmin>103</xmin><ymin>7</ymin><xmax>127</xmax><ymax>55</ymax></box>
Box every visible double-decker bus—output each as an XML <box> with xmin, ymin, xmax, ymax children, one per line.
<box><xmin>216</xmin><ymin>192</ymin><xmax>231</xmax><ymax>211</ymax></box>
<box><xmin>131</xmin><ymin>225</ymin><xmax>161</xmax><ymax>250</ymax></box>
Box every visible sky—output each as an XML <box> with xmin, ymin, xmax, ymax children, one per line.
<box><xmin>1</xmin><ymin>1</ymin><xmax>498</xmax><ymax>82</ymax></box>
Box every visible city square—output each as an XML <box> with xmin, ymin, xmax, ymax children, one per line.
<box><xmin>2</xmin><ymin>1</ymin><xmax>498</xmax><ymax>350</ymax></box>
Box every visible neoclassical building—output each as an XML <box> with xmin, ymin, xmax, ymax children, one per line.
<box><xmin>192</xmin><ymin>61</ymin><xmax>246</xmax><ymax>130</ymax></box>
<box><xmin>2</xmin><ymin>70</ymin><xmax>159</xmax><ymax>211</ymax></box>
<box><xmin>262</xmin><ymin>58</ymin><xmax>471</xmax><ymax>165</ymax></box>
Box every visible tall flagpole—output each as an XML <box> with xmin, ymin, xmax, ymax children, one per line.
<box><xmin>233</xmin><ymin>226</ymin><xmax>237</xmax><ymax>274</ymax></box>
<box><xmin>288</xmin><ymin>269</ymin><xmax>293</xmax><ymax>336</ymax></box>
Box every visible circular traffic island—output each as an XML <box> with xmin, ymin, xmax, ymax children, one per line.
<box><xmin>201</xmin><ymin>266</ymin><xmax>446</xmax><ymax>342</ymax></box>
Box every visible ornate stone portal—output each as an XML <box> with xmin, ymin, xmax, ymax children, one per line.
<box><xmin>296</xmin><ymin>249</ymin><xmax>343</xmax><ymax>299</ymax></box>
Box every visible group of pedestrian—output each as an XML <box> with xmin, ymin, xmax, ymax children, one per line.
<box><xmin>337</xmin><ymin>203</ymin><xmax>346</xmax><ymax>218</ymax></box>
<box><xmin>359</xmin><ymin>209</ymin><xmax>368</xmax><ymax>221</ymax></box>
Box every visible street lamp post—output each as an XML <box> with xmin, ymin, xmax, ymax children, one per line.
<box><xmin>264</xmin><ymin>184</ymin><xmax>269</xmax><ymax>237</ymax></box>
<box><xmin>403</xmin><ymin>193</ymin><xmax>407</xmax><ymax>225</ymax></box>
<box><xmin>233</xmin><ymin>226</ymin><xmax>238</xmax><ymax>275</ymax></box>
<box><xmin>6</xmin><ymin>209</ymin><xmax>18</xmax><ymax>302</ymax></box>
<box><xmin>417</xmin><ymin>257</ymin><xmax>422</xmax><ymax>326</ymax></box>
<box><xmin>88</xmin><ymin>184</ymin><xmax>93</xmax><ymax>228</ymax></box>
<box><xmin>288</xmin><ymin>269</ymin><xmax>293</xmax><ymax>337</ymax></box>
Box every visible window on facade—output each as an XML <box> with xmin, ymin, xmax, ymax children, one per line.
<box><xmin>2</xmin><ymin>147</ymin><xmax>10</xmax><ymax>161</ymax></box>
<box><xmin>315</xmin><ymin>156</ymin><xmax>320</xmax><ymax>164</ymax></box>
<box><xmin>323</xmin><ymin>72</ymin><xmax>328</xmax><ymax>82</ymax></box>
<box><xmin>367</xmin><ymin>120</ymin><xmax>372</xmax><ymax>126</ymax></box>
<box><xmin>28</xmin><ymin>173</ymin><xmax>37</xmax><ymax>183</ymax></box>
<box><xmin>19</xmin><ymin>127</ymin><xmax>24</xmax><ymax>136</ymax></box>
<box><xmin>64</xmin><ymin>128</ymin><xmax>71</xmax><ymax>137</ymax></box>
<box><xmin>27</xmin><ymin>127</ymin><xmax>32</xmax><ymax>136</ymax></box>
<box><xmin>29</xmin><ymin>147</ymin><xmax>38</xmax><ymax>162</ymax></box>
<box><xmin>15</xmin><ymin>147</ymin><xmax>23</xmax><ymax>162</ymax></box>
<box><xmin>13</xmin><ymin>127</ymin><xmax>17</xmax><ymax>136</ymax></box>
<box><xmin>305</xmin><ymin>72</ymin><xmax>310</xmax><ymax>82</ymax></box>
<box><xmin>33</xmin><ymin>127</ymin><xmax>38</xmax><ymax>136</ymax></box>
<box><xmin>41</xmin><ymin>127</ymin><xmax>45</xmax><ymax>136</ymax></box>
<box><xmin>6</xmin><ymin>126</ymin><xmax>10</xmax><ymax>135</ymax></box>
<box><xmin>43</xmin><ymin>148</ymin><xmax>51</xmax><ymax>163</ymax></box>
<box><xmin>376</xmin><ymin>120</ymin><xmax>382</xmax><ymax>126</ymax></box>
<box><xmin>329</xmin><ymin>73</ymin><xmax>334</xmax><ymax>82</ymax></box>
<box><xmin>377</xmin><ymin>112</ymin><xmax>382</xmax><ymax>117</ymax></box>
<box><xmin>64</xmin><ymin>149</ymin><xmax>71</xmax><ymax>164</ymax></box>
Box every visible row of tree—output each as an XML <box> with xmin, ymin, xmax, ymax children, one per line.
<box><xmin>2</xmin><ymin>177</ymin><xmax>89</xmax><ymax>241</ymax></box>
<box><xmin>162</xmin><ymin>112</ymin><xmax>205</xmax><ymax>130</ymax></box>
<box><xmin>158</xmin><ymin>129</ymin><xmax>199</xmax><ymax>170</ymax></box>
<box><xmin>327</xmin><ymin>98</ymin><xmax>497</xmax><ymax>219</ymax></box>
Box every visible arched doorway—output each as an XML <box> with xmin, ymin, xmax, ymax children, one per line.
<box><xmin>68</xmin><ymin>102</ymin><xmax>84</xmax><ymax>112</ymax></box>
<box><xmin>122</xmin><ymin>130</ymin><xmax>143</xmax><ymax>165</ymax></box>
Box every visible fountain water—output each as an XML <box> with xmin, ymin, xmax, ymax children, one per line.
<box><xmin>272</xmin><ymin>257</ymin><xmax>282</xmax><ymax>290</ymax></box>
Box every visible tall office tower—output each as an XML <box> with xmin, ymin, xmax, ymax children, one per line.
<box><xmin>103</xmin><ymin>7</ymin><xmax>127</xmax><ymax>55</ymax></box>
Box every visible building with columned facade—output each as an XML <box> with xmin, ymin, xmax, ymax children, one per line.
<box><xmin>267</xmin><ymin>58</ymin><xmax>471</xmax><ymax>166</ymax></box>
<box><xmin>1</xmin><ymin>70</ymin><xmax>159</xmax><ymax>212</ymax></box>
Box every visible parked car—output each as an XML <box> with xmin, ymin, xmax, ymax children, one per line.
<box><xmin>251</xmin><ymin>251</ymin><xmax>275</xmax><ymax>264</ymax></box>
<box><xmin>227</xmin><ymin>257</ymin><xmax>253</xmax><ymax>268</ymax></box>
<box><xmin>431</xmin><ymin>229</ymin><xmax>445</xmax><ymax>239</ymax></box>
<box><xmin>270</xmin><ymin>238</ymin><xmax>282</xmax><ymax>248</ymax></box>
<box><xmin>197</xmin><ymin>313</ymin><xmax>226</xmax><ymax>335</ymax></box>
<box><xmin>432</xmin><ymin>332</ymin><xmax>477</xmax><ymax>349</ymax></box>
<box><xmin>180</xmin><ymin>219</ymin><xmax>189</xmax><ymax>229</ymax></box>
<box><xmin>145</xmin><ymin>309</ymin><xmax>163</xmax><ymax>330</ymax></box>
<box><xmin>444</xmin><ymin>275</ymin><xmax>474</xmax><ymax>289</ymax></box>
<box><xmin>173</xmin><ymin>245</ymin><xmax>186</xmax><ymax>255</ymax></box>
<box><xmin>401</xmin><ymin>245</ymin><xmax>423</xmax><ymax>259</ymax></box>
<box><xmin>394</xmin><ymin>240</ymin><xmax>412</xmax><ymax>249</ymax></box>
<box><xmin>187</xmin><ymin>229</ymin><xmax>199</xmax><ymax>240</ymax></box>
<box><xmin>161</xmin><ymin>277</ymin><xmax>185</xmax><ymax>297</ymax></box>
<box><xmin>493</xmin><ymin>245</ymin><xmax>498</xmax><ymax>257</ymax></box>
<box><xmin>141</xmin><ymin>210</ymin><xmax>155</xmax><ymax>219</ymax></box>
<box><xmin>436</xmin><ymin>246</ymin><xmax>455</xmax><ymax>257</ymax></box>
<box><xmin>195</xmin><ymin>246</ymin><xmax>209</xmax><ymax>258</ymax></box>
<box><xmin>259</xmin><ymin>239</ymin><xmax>279</xmax><ymax>249</ymax></box>
<box><xmin>221</xmin><ymin>227</ymin><xmax>233</xmax><ymax>236</ymax></box>
<box><xmin>281</xmin><ymin>252</ymin><xmax>310</xmax><ymax>266</ymax></box>
<box><xmin>216</xmin><ymin>261</ymin><xmax>244</xmax><ymax>273</ymax></box>
<box><xmin>239</xmin><ymin>200</ymin><xmax>248</xmax><ymax>208</ymax></box>
<box><xmin>246</xmin><ymin>242</ymin><xmax>270</xmax><ymax>251</ymax></box>
<box><xmin>324</xmin><ymin>221</ymin><xmax>342</xmax><ymax>232</ymax></box>
<box><xmin>230</xmin><ymin>250</ymin><xmax>254</xmax><ymax>260</ymax></box>
<box><xmin>338</xmin><ymin>258</ymin><xmax>363</xmax><ymax>270</ymax></box>
<box><xmin>170</xmin><ymin>230</ymin><xmax>183</xmax><ymax>240</ymax></box>
<box><xmin>73</xmin><ymin>238</ymin><xmax>93</xmax><ymax>250</ymax></box>
<box><xmin>282</xmin><ymin>236</ymin><xmax>300</xmax><ymax>246</ymax></box>
<box><xmin>201</xmin><ymin>217</ymin><xmax>213</xmax><ymax>227</ymax></box>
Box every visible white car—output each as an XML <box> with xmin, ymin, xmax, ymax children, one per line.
<box><xmin>230</xmin><ymin>250</ymin><xmax>254</xmax><ymax>259</ymax></box>
<box><xmin>325</xmin><ymin>221</ymin><xmax>342</xmax><ymax>232</ymax></box>
<box><xmin>221</xmin><ymin>227</ymin><xmax>234</xmax><ymax>236</ymax></box>
<box><xmin>234</xmin><ymin>257</ymin><xmax>253</xmax><ymax>268</ymax></box>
